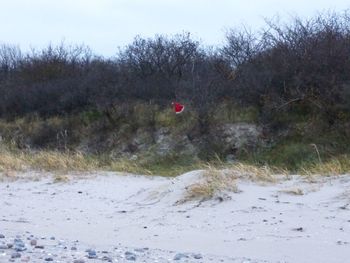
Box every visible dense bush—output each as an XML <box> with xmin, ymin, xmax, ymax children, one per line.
<box><xmin>0</xmin><ymin>12</ymin><xmax>349</xmax><ymax>131</ymax></box>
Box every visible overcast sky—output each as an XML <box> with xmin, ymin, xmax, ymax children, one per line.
<box><xmin>0</xmin><ymin>0</ymin><xmax>349</xmax><ymax>56</ymax></box>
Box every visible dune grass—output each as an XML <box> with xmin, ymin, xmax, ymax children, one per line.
<box><xmin>182</xmin><ymin>163</ymin><xmax>287</xmax><ymax>202</ymax></box>
<box><xmin>0</xmin><ymin>146</ymin><xmax>349</xmax><ymax>182</ymax></box>
<box><xmin>184</xmin><ymin>167</ymin><xmax>239</xmax><ymax>202</ymax></box>
<box><xmin>299</xmin><ymin>154</ymin><xmax>350</xmax><ymax>176</ymax></box>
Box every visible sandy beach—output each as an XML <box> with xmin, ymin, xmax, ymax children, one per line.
<box><xmin>1</xmin><ymin>171</ymin><xmax>350</xmax><ymax>262</ymax></box>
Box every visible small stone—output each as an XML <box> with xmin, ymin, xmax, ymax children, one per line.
<box><xmin>87</xmin><ymin>250</ymin><xmax>97</xmax><ymax>259</ymax></box>
<box><xmin>35</xmin><ymin>245</ymin><xmax>45</xmax><ymax>249</ymax></box>
<box><xmin>102</xmin><ymin>255</ymin><xmax>113</xmax><ymax>262</ymax></box>
<box><xmin>14</xmin><ymin>239</ymin><xmax>26</xmax><ymax>252</ymax></box>
<box><xmin>73</xmin><ymin>260</ymin><xmax>85</xmax><ymax>263</ymax></box>
<box><xmin>0</xmin><ymin>234</ymin><xmax>5</xmax><ymax>239</ymax></box>
<box><xmin>45</xmin><ymin>257</ymin><xmax>54</xmax><ymax>261</ymax></box>
<box><xmin>174</xmin><ymin>253</ymin><xmax>189</xmax><ymax>260</ymax></box>
<box><xmin>125</xmin><ymin>251</ymin><xmax>137</xmax><ymax>261</ymax></box>
<box><xmin>71</xmin><ymin>246</ymin><xmax>77</xmax><ymax>250</ymax></box>
<box><xmin>15</xmin><ymin>246</ymin><xmax>26</xmax><ymax>252</ymax></box>
<box><xmin>293</xmin><ymin>227</ymin><xmax>304</xmax><ymax>232</ymax></box>
<box><xmin>11</xmin><ymin>252</ymin><xmax>21</xmax><ymax>259</ymax></box>
<box><xmin>30</xmin><ymin>240</ymin><xmax>37</xmax><ymax>246</ymax></box>
<box><xmin>50</xmin><ymin>237</ymin><xmax>55</xmax><ymax>240</ymax></box>
<box><xmin>193</xmin><ymin>253</ymin><xmax>203</xmax><ymax>259</ymax></box>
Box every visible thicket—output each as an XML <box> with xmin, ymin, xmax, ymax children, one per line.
<box><xmin>1</xmin><ymin>12</ymin><xmax>350</xmax><ymax>168</ymax></box>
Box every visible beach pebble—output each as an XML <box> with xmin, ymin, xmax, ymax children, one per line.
<box><xmin>11</xmin><ymin>252</ymin><xmax>21</xmax><ymax>259</ymax></box>
<box><xmin>174</xmin><ymin>253</ymin><xmax>189</xmax><ymax>260</ymax></box>
<box><xmin>193</xmin><ymin>253</ymin><xmax>203</xmax><ymax>259</ymax></box>
<box><xmin>35</xmin><ymin>245</ymin><xmax>45</xmax><ymax>249</ymax></box>
<box><xmin>87</xmin><ymin>250</ymin><xmax>97</xmax><ymax>259</ymax></box>
<box><xmin>125</xmin><ymin>251</ymin><xmax>137</xmax><ymax>261</ymax></box>
<box><xmin>102</xmin><ymin>255</ymin><xmax>113</xmax><ymax>261</ymax></box>
<box><xmin>0</xmin><ymin>234</ymin><xmax>5</xmax><ymax>239</ymax></box>
<box><xmin>14</xmin><ymin>239</ymin><xmax>26</xmax><ymax>252</ymax></box>
<box><xmin>45</xmin><ymin>257</ymin><xmax>54</xmax><ymax>261</ymax></box>
<box><xmin>30</xmin><ymin>239</ymin><xmax>37</xmax><ymax>246</ymax></box>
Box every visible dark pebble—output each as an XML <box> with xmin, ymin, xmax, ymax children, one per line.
<box><xmin>11</xmin><ymin>252</ymin><xmax>21</xmax><ymax>259</ymax></box>
<box><xmin>30</xmin><ymin>239</ymin><xmax>37</xmax><ymax>246</ymax></box>
<box><xmin>174</xmin><ymin>253</ymin><xmax>189</xmax><ymax>260</ymax></box>
<box><xmin>125</xmin><ymin>251</ymin><xmax>137</xmax><ymax>261</ymax></box>
<box><xmin>14</xmin><ymin>239</ymin><xmax>26</xmax><ymax>252</ymax></box>
<box><xmin>193</xmin><ymin>253</ymin><xmax>203</xmax><ymax>259</ymax></box>
<box><xmin>293</xmin><ymin>227</ymin><xmax>304</xmax><ymax>232</ymax></box>
<box><xmin>0</xmin><ymin>234</ymin><xmax>5</xmax><ymax>238</ymax></box>
<box><xmin>45</xmin><ymin>257</ymin><xmax>54</xmax><ymax>261</ymax></box>
<box><xmin>71</xmin><ymin>246</ymin><xmax>77</xmax><ymax>250</ymax></box>
<box><xmin>102</xmin><ymin>255</ymin><xmax>113</xmax><ymax>262</ymax></box>
<box><xmin>88</xmin><ymin>250</ymin><xmax>97</xmax><ymax>259</ymax></box>
<box><xmin>73</xmin><ymin>260</ymin><xmax>85</xmax><ymax>263</ymax></box>
<box><xmin>35</xmin><ymin>245</ymin><xmax>45</xmax><ymax>249</ymax></box>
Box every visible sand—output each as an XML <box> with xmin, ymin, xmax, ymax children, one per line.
<box><xmin>1</xmin><ymin>171</ymin><xmax>350</xmax><ymax>262</ymax></box>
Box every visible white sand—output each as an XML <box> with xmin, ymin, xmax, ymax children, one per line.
<box><xmin>1</xmin><ymin>171</ymin><xmax>350</xmax><ymax>262</ymax></box>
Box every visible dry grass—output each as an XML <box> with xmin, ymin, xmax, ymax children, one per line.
<box><xmin>109</xmin><ymin>159</ymin><xmax>152</xmax><ymax>175</ymax></box>
<box><xmin>300</xmin><ymin>155</ymin><xmax>350</xmax><ymax>176</ymax></box>
<box><xmin>279</xmin><ymin>187</ymin><xmax>304</xmax><ymax>195</ymax></box>
<box><xmin>226</xmin><ymin>163</ymin><xmax>284</xmax><ymax>182</ymax></box>
<box><xmin>53</xmin><ymin>173</ymin><xmax>71</xmax><ymax>183</ymax></box>
<box><xmin>0</xmin><ymin>148</ymin><xmax>28</xmax><ymax>171</ymax></box>
<box><xmin>1</xmin><ymin>146</ymin><xmax>349</xmax><ymax>184</ymax></box>
<box><xmin>183</xmin><ymin>163</ymin><xmax>286</xmax><ymax>202</ymax></box>
<box><xmin>0</xmin><ymin>150</ymin><xmax>100</xmax><ymax>173</ymax></box>
<box><xmin>27</xmin><ymin>151</ymin><xmax>100</xmax><ymax>171</ymax></box>
<box><xmin>184</xmin><ymin>167</ymin><xmax>240</xmax><ymax>201</ymax></box>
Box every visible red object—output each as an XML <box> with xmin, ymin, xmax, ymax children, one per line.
<box><xmin>172</xmin><ymin>102</ymin><xmax>185</xmax><ymax>114</ymax></box>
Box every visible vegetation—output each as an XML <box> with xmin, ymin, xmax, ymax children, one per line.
<box><xmin>1</xmin><ymin>11</ymin><xmax>350</xmax><ymax>175</ymax></box>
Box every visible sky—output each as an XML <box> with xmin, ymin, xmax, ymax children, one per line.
<box><xmin>0</xmin><ymin>0</ymin><xmax>349</xmax><ymax>56</ymax></box>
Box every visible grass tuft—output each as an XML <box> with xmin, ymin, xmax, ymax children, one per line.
<box><xmin>227</xmin><ymin>163</ymin><xmax>282</xmax><ymax>182</ymax></box>
<box><xmin>184</xmin><ymin>167</ymin><xmax>240</xmax><ymax>202</ymax></box>
<box><xmin>300</xmin><ymin>155</ymin><xmax>350</xmax><ymax>176</ymax></box>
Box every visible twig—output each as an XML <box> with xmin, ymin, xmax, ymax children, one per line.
<box><xmin>276</xmin><ymin>98</ymin><xmax>302</xmax><ymax>110</ymax></box>
<box><xmin>310</xmin><ymin>144</ymin><xmax>322</xmax><ymax>163</ymax></box>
